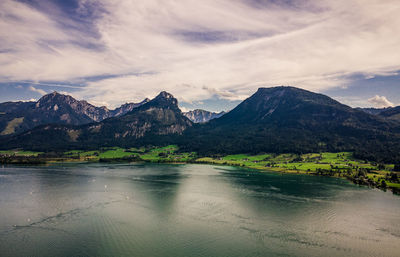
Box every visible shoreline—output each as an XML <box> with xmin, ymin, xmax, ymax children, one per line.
<box><xmin>1</xmin><ymin>156</ymin><xmax>399</xmax><ymax>195</ymax></box>
<box><xmin>192</xmin><ymin>160</ymin><xmax>400</xmax><ymax>195</ymax></box>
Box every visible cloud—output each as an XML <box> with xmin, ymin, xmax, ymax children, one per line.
<box><xmin>368</xmin><ymin>95</ymin><xmax>394</xmax><ymax>108</ymax></box>
<box><xmin>28</xmin><ymin>86</ymin><xmax>47</xmax><ymax>95</ymax></box>
<box><xmin>16</xmin><ymin>98</ymin><xmax>37</xmax><ymax>102</ymax></box>
<box><xmin>1</xmin><ymin>0</ymin><xmax>400</xmax><ymax>108</ymax></box>
<box><xmin>179</xmin><ymin>106</ymin><xmax>190</xmax><ymax>113</ymax></box>
<box><xmin>201</xmin><ymin>86</ymin><xmax>247</xmax><ymax>101</ymax></box>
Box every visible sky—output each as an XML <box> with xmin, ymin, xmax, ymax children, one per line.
<box><xmin>0</xmin><ymin>0</ymin><xmax>400</xmax><ymax>112</ymax></box>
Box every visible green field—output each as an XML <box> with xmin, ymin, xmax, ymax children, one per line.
<box><xmin>139</xmin><ymin>145</ymin><xmax>196</xmax><ymax>162</ymax></box>
<box><xmin>1</xmin><ymin>147</ymin><xmax>399</xmax><ymax>193</ymax></box>
<box><xmin>196</xmin><ymin>152</ymin><xmax>382</xmax><ymax>172</ymax></box>
<box><xmin>62</xmin><ymin>145</ymin><xmax>195</xmax><ymax>162</ymax></box>
<box><xmin>196</xmin><ymin>152</ymin><xmax>400</xmax><ymax>192</ymax></box>
<box><xmin>0</xmin><ymin>150</ymin><xmax>43</xmax><ymax>156</ymax></box>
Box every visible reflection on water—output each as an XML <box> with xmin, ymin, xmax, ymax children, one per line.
<box><xmin>0</xmin><ymin>163</ymin><xmax>399</xmax><ymax>257</ymax></box>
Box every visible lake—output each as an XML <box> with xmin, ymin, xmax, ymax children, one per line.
<box><xmin>0</xmin><ymin>163</ymin><xmax>399</xmax><ymax>257</ymax></box>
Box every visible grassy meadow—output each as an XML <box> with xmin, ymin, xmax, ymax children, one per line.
<box><xmin>0</xmin><ymin>146</ymin><xmax>399</xmax><ymax>193</ymax></box>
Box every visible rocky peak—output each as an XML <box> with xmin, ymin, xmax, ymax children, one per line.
<box><xmin>37</xmin><ymin>91</ymin><xmax>76</xmax><ymax>107</ymax></box>
<box><xmin>38</xmin><ymin>91</ymin><xmax>64</xmax><ymax>101</ymax></box>
<box><xmin>155</xmin><ymin>91</ymin><xmax>175</xmax><ymax>100</ymax></box>
<box><xmin>147</xmin><ymin>91</ymin><xmax>179</xmax><ymax>109</ymax></box>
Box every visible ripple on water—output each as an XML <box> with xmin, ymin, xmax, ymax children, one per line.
<box><xmin>0</xmin><ymin>164</ymin><xmax>399</xmax><ymax>257</ymax></box>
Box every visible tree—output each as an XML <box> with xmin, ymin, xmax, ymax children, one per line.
<box><xmin>390</xmin><ymin>173</ymin><xmax>399</xmax><ymax>182</ymax></box>
<box><xmin>381</xmin><ymin>180</ymin><xmax>387</xmax><ymax>188</ymax></box>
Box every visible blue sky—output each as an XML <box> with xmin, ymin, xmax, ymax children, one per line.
<box><xmin>1</xmin><ymin>0</ymin><xmax>400</xmax><ymax>112</ymax></box>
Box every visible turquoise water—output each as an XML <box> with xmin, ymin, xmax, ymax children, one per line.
<box><xmin>0</xmin><ymin>163</ymin><xmax>399</xmax><ymax>257</ymax></box>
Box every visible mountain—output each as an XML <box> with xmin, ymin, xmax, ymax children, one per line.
<box><xmin>183</xmin><ymin>109</ymin><xmax>226</xmax><ymax>123</ymax></box>
<box><xmin>0</xmin><ymin>92</ymin><xmax>97</xmax><ymax>136</ymax></box>
<box><xmin>1</xmin><ymin>91</ymin><xmax>192</xmax><ymax>150</ymax></box>
<box><xmin>0</xmin><ymin>92</ymin><xmax>148</xmax><ymax>135</ymax></box>
<box><xmin>36</xmin><ymin>92</ymin><xmax>111</xmax><ymax>122</ymax></box>
<box><xmin>77</xmin><ymin>91</ymin><xmax>192</xmax><ymax>147</ymax></box>
<box><xmin>180</xmin><ymin>86</ymin><xmax>400</xmax><ymax>162</ymax></box>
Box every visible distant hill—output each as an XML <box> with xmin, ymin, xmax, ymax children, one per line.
<box><xmin>377</xmin><ymin>106</ymin><xmax>400</xmax><ymax>122</ymax></box>
<box><xmin>356</xmin><ymin>107</ymin><xmax>389</xmax><ymax>115</ymax></box>
<box><xmin>183</xmin><ymin>109</ymin><xmax>225</xmax><ymax>123</ymax></box>
<box><xmin>357</xmin><ymin>106</ymin><xmax>400</xmax><ymax>123</ymax></box>
<box><xmin>0</xmin><ymin>92</ymin><xmax>148</xmax><ymax>135</ymax></box>
<box><xmin>181</xmin><ymin>87</ymin><xmax>400</xmax><ymax>162</ymax></box>
<box><xmin>1</xmin><ymin>92</ymin><xmax>192</xmax><ymax>150</ymax></box>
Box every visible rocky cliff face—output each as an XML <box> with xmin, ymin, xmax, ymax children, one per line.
<box><xmin>35</xmin><ymin>92</ymin><xmax>108</xmax><ymax>122</ymax></box>
<box><xmin>87</xmin><ymin>91</ymin><xmax>192</xmax><ymax>141</ymax></box>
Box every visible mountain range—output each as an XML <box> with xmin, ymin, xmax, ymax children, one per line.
<box><xmin>0</xmin><ymin>92</ymin><xmax>150</xmax><ymax>136</ymax></box>
<box><xmin>0</xmin><ymin>91</ymin><xmax>192</xmax><ymax>150</ymax></box>
<box><xmin>1</xmin><ymin>86</ymin><xmax>400</xmax><ymax>162</ymax></box>
<box><xmin>0</xmin><ymin>92</ymin><xmax>222</xmax><ymax>136</ymax></box>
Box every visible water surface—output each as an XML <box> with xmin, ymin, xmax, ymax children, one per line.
<box><xmin>0</xmin><ymin>163</ymin><xmax>399</xmax><ymax>257</ymax></box>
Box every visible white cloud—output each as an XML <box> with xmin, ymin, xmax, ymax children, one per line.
<box><xmin>1</xmin><ymin>0</ymin><xmax>400</xmax><ymax>107</ymax></box>
<box><xmin>16</xmin><ymin>98</ymin><xmax>37</xmax><ymax>102</ymax></box>
<box><xmin>368</xmin><ymin>95</ymin><xmax>394</xmax><ymax>108</ymax></box>
<box><xmin>28</xmin><ymin>86</ymin><xmax>46</xmax><ymax>96</ymax></box>
<box><xmin>179</xmin><ymin>106</ymin><xmax>190</xmax><ymax>113</ymax></box>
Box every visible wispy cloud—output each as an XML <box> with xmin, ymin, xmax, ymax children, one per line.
<box><xmin>28</xmin><ymin>86</ymin><xmax>46</xmax><ymax>95</ymax></box>
<box><xmin>1</xmin><ymin>0</ymin><xmax>400</xmax><ymax>107</ymax></box>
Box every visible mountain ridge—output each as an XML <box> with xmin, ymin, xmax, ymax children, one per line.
<box><xmin>0</xmin><ymin>92</ymin><xmax>149</xmax><ymax>135</ymax></box>
<box><xmin>180</xmin><ymin>86</ymin><xmax>400</xmax><ymax>162</ymax></box>
<box><xmin>1</xmin><ymin>91</ymin><xmax>192</xmax><ymax>150</ymax></box>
